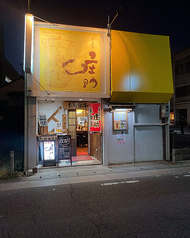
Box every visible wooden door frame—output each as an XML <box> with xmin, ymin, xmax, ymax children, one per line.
<box><xmin>68</xmin><ymin>109</ymin><xmax>77</xmax><ymax>156</ymax></box>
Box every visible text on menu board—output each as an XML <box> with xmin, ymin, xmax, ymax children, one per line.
<box><xmin>58</xmin><ymin>135</ymin><xmax>71</xmax><ymax>160</ymax></box>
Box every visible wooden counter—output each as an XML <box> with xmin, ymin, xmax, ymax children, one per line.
<box><xmin>76</xmin><ymin>130</ymin><xmax>88</xmax><ymax>133</ymax></box>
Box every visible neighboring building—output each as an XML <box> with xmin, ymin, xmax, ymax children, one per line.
<box><xmin>24</xmin><ymin>14</ymin><xmax>173</xmax><ymax>174</ymax></box>
<box><xmin>0</xmin><ymin>24</ymin><xmax>24</xmax><ymax>162</ymax></box>
<box><xmin>171</xmin><ymin>47</ymin><xmax>190</xmax><ymax>126</ymax></box>
<box><xmin>0</xmin><ymin>76</ymin><xmax>24</xmax><ymax>154</ymax></box>
<box><xmin>0</xmin><ymin>25</ymin><xmax>20</xmax><ymax>87</ymax></box>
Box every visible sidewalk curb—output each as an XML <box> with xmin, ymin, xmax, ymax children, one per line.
<box><xmin>0</xmin><ymin>166</ymin><xmax>190</xmax><ymax>192</ymax></box>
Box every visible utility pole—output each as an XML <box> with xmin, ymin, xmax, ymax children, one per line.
<box><xmin>107</xmin><ymin>6</ymin><xmax>123</xmax><ymax>37</ymax></box>
<box><xmin>28</xmin><ymin>0</ymin><xmax>30</xmax><ymax>13</ymax></box>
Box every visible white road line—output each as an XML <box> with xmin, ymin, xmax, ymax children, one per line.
<box><xmin>101</xmin><ymin>180</ymin><xmax>139</xmax><ymax>186</ymax></box>
<box><xmin>183</xmin><ymin>175</ymin><xmax>190</xmax><ymax>177</ymax></box>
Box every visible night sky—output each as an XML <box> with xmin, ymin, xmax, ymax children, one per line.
<box><xmin>0</xmin><ymin>0</ymin><xmax>190</xmax><ymax>75</ymax></box>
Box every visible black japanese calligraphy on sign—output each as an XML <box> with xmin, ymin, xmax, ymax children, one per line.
<box><xmin>62</xmin><ymin>51</ymin><xmax>98</xmax><ymax>89</ymax></box>
<box><xmin>63</xmin><ymin>102</ymin><xmax>90</xmax><ymax>109</ymax></box>
<box><xmin>89</xmin><ymin>103</ymin><xmax>101</xmax><ymax>132</ymax></box>
<box><xmin>58</xmin><ymin>135</ymin><xmax>72</xmax><ymax>163</ymax></box>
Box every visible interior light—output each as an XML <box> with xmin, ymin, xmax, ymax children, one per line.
<box><xmin>76</xmin><ymin>110</ymin><xmax>83</xmax><ymax>114</ymax></box>
<box><xmin>79</xmin><ymin>99</ymin><xmax>83</xmax><ymax>101</ymax></box>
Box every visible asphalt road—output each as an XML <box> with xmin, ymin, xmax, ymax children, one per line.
<box><xmin>0</xmin><ymin>173</ymin><xmax>190</xmax><ymax>238</ymax></box>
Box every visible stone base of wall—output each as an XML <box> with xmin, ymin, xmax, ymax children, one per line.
<box><xmin>172</xmin><ymin>148</ymin><xmax>190</xmax><ymax>162</ymax></box>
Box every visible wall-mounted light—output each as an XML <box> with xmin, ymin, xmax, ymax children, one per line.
<box><xmin>127</xmin><ymin>109</ymin><xmax>133</xmax><ymax>113</ymax></box>
<box><xmin>109</xmin><ymin>104</ymin><xmax>136</xmax><ymax>113</ymax></box>
<box><xmin>109</xmin><ymin>107</ymin><xmax>114</xmax><ymax>113</ymax></box>
<box><xmin>27</xmin><ymin>86</ymin><xmax>32</xmax><ymax>91</ymax></box>
<box><xmin>44</xmin><ymin>99</ymin><xmax>54</xmax><ymax>103</ymax></box>
<box><xmin>23</xmin><ymin>13</ymin><xmax>34</xmax><ymax>74</ymax></box>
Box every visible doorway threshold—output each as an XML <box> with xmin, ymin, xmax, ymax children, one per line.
<box><xmin>58</xmin><ymin>156</ymin><xmax>101</xmax><ymax>167</ymax></box>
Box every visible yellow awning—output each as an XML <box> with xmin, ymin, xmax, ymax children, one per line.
<box><xmin>111</xmin><ymin>30</ymin><xmax>174</xmax><ymax>103</ymax></box>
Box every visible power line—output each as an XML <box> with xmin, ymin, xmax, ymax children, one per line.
<box><xmin>20</xmin><ymin>0</ymin><xmax>26</xmax><ymax>15</ymax></box>
<box><xmin>34</xmin><ymin>15</ymin><xmax>59</xmax><ymax>26</ymax></box>
<box><xmin>29</xmin><ymin>73</ymin><xmax>50</xmax><ymax>96</ymax></box>
<box><xmin>28</xmin><ymin>0</ymin><xmax>30</xmax><ymax>13</ymax></box>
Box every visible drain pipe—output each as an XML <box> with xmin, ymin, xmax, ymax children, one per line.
<box><xmin>133</xmin><ymin>109</ymin><xmax>136</xmax><ymax>164</ymax></box>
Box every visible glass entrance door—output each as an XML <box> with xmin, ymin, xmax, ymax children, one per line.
<box><xmin>76</xmin><ymin>109</ymin><xmax>88</xmax><ymax>155</ymax></box>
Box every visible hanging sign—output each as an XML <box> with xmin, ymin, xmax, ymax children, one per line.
<box><xmin>89</xmin><ymin>103</ymin><xmax>101</xmax><ymax>132</ymax></box>
<box><xmin>117</xmin><ymin>133</ymin><xmax>125</xmax><ymax>144</ymax></box>
<box><xmin>39</xmin><ymin>28</ymin><xmax>101</xmax><ymax>92</ymax></box>
<box><xmin>55</xmin><ymin>122</ymin><xmax>62</xmax><ymax>133</ymax></box>
<box><xmin>63</xmin><ymin>101</ymin><xmax>90</xmax><ymax>109</ymax></box>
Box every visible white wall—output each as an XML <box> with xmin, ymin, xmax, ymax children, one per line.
<box><xmin>38</xmin><ymin>101</ymin><xmax>65</xmax><ymax>132</ymax></box>
<box><xmin>103</xmin><ymin>104</ymin><xmax>163</xmax><ymax>164</ymax></box>
<box><xmin>135</xmin><ymin>104</ymin><xmax>160</xmax><ymax>123</ymax></box>
<box><xmin>134</xmin><ymin>104</ymin><xmax>163</xmax><ymax>162</ymax></box>
<box><xmin>135</xmin><ymin>126</ymin><xmax>162</xmax><ymax>162</ymax></box>
<box><xmin>103</xmin><ymin>108</ymin><xmax>134</xmax><ymax>165</ymax></box>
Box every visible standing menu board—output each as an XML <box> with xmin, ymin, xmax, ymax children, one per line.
<box><xmin>58</xmin><ymin>135</ymin><xmax>72</xmax><ymax>165</ymax></box>
<box><xmin>44</xmin><ymin>141</ymin><xmax>55</xmax><ymax>160</ymax></box>
<box><xmin>43</xmin><ymin>141</ymin><xmax>56</xmax><ymax>167</ymax></box>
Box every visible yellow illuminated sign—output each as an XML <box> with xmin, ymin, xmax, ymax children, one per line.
<box><xmin>39</xmin><ymin>28</ymin><xmax>101</xmax><ymax>92</ymax></box>
<box><xmin>111</xmin><ymin>30</ymin><xmax>174</xmax><ymax>103</ymax></box>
